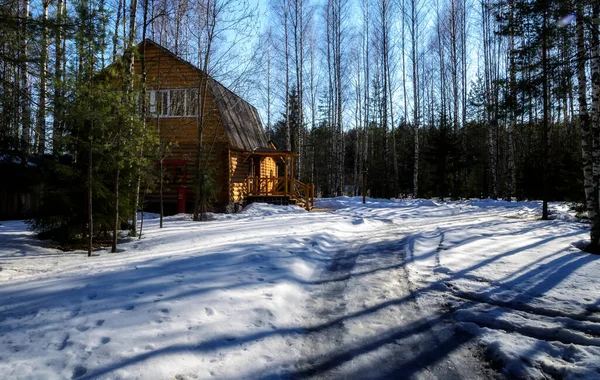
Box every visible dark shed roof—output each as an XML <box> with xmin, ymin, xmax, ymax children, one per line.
<box><xmin>140</xmin><ymin>39</ymin><xmax>270</xmax><ymax>152</ymax></box>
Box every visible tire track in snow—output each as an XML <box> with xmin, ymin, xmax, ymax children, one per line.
<box><xmin>292</xmin><ymin>227</ymin><xmax>496</xmax><ymax>379</ymax></box>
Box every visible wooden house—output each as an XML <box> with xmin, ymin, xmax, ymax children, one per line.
<box><xmin>135</xmin><ymin>40</ymin><xmax>314</xmax><ymax>213</ymax></box>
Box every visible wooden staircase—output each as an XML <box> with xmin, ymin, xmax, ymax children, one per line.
<box><xmin>245</xmin><ymin>176</ymin><xmax>315</xmax><ymax>210</ymax></box>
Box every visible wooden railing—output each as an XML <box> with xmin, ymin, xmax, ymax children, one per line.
<box><xmin>245</xmin><ymin>176</ymin><xmax>314</xmax><ymax>210</ymax></box>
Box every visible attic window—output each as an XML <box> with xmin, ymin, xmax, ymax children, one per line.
<box><xmin>149</xmin><ymin>89</ymin><xmax>199</xmax><ymax>117</ymax></box>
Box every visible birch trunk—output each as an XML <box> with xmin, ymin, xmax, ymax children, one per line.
<box><xmin>284</xmin><ymin>2</ymin><xmax>291</xmax><ymax>152</ymax></box>
<box><xmin>88</xmin><ymin>138</ymin><xmax>93</xmax><ymax>257</ymax></box>
<box><xmin>36</xmin><ymin>1</ymin><xmax>49</xmax><ymax>155</ymax></box>
<box><xmin>589</xmin><ymin>1</ymin><xmax>600</xmax><ymax>250</ymax></box>
<box><xmin>507</xmin><ymin>0</ymin><xmax>516</xmax><ymax>200</ymax></box>
<box><xmin>133</xmin><ymin>0</ymin><xmax>150</xmax><ymax>237</ymax></box>
<box><xmin>112</xmin><ymin>0</ymin><xmax>138</xmax><ymax>252</ymax></box>
<box><xmin>53</xmin><ymin>0</ymin><xmax>64</xmax><ymax>156</ymax></box>
<box><xmin>541</xmin><ymin>10</ymin><xmax>549</xmax><ymax>220</ymax></box>
<box><xmin>20</xmin><ymin>0</ymin><xmax>31</xmax><ymax>154</ymax></box>
<box><xmin>577</xmin><ymin>4</ymin><xmax>594</xmax><ymax>218</ymax></box>
<box><xmin>411</xmin><ymin>0</ymin><xmax>419</xmax><ymax>197</ymax></box>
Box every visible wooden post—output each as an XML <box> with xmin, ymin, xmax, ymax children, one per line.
<box><xmin>284</xmin><ymin>157</ymin><xmax>289</xmax><ymax>195</ymax></box>
<box><xmin>362</xmin><ymin>168</ymin><xmax>367</xmax><ymax>204</ymax></box>
<box><xmin>246</xmin><ymin>176</ymin><xmax>250</xmax><ymax>197</ymax></box>
<box><xmin>305</xmin><ymin>183</ymin><xmax>309</xmax><ymax>211</ymax></box>
<box><xmin>312</xmin><ymin>183</ymin><xmax>315</xmax><ymax>208</ymax></box>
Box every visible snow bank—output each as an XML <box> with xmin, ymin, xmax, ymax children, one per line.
<box><xmin>239</xmin><ymin>202</ymin><xmax>306</xmax><ymax>216</ymax></box>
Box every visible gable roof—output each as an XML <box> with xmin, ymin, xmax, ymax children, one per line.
<box><xmin>139</xmin><ymin>39</ymin><xmax>271</xmax><ymax>152</ymax></box>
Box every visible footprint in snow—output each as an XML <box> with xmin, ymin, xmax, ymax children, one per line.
<box><xmin>95</xmin><ymin>319</ymin><xmax>104</xmax><ymax>326</ymax></box>
<box><xmin>205</xmin><ymin>307</ymin><xmax>214</xmax><ymax>316</ymax></box>
<box><xmin>76</xmin><ymin>324</ymin><xmax>89</xmax><ymax>332</ymax></box>
<box><xmin>71</xmin><ymin>365</ymin><xmax>87</xmax><ymax>379</ymax></box>
<box><xmin>100</xmin><ymin>337</ymin><xmax>110</xmax><ymax>345</ymax></box>
<box><xmin>56</xmin><ymin>333</ymin><xmax>70</xmax><ymax>351</ymax></box>
<box><xmin>10</xmin><ymin>345</ymin><xmax>26</xmax><ymax>353</ymax></box>
<box><xmin>70</xmin><ymin>308</ymin><xmax>81</xmax><ymax>318</ymax></box>
<box><xmin>87</xmin><ymin>293</ymin><xmax>98</xmax><ymax>300</ymax></box>
<box><xmin>125</xmin><ymin>305</ymin><xmax>135</xmax><ymax>311</ymax></box>
<box><xmin>160</xmin><ymin>308</ymin><xmax>170</xmax><ymax>314</ymax></box>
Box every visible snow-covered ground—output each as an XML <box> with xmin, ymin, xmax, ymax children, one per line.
<box><xmin>0</xmin><ymin>198</ymin><xmax>598</xmax><ymax>379</ymax></box>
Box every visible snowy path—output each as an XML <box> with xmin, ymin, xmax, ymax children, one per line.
<box><xmin>291</xmin><ymin>228</ymin><xmax>492</xmax><ymax>379</ymax></box>
<box><xmin>1</xmin><ymin>198</ymin><xmax>599</xmax><ymax>379</ymax></box>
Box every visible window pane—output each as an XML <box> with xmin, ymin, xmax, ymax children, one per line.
<box><xmin>187</xmin><ymin>89</ymin><xmax>199</xmax><ymax>116</ymax></box>
<box><xmin>170</xmin><ymin>90</ymin><xmax>185</xmax><ymax>116</ymax></box>
<box><xmin>158</xmin><ymin>91</ymin><xmax>168</xmax><ymax>116</ymax></box>
<box><xmin>149</xmin><ymin>91</ymin><xmax>156</xmax><ymax>113</ymax></box>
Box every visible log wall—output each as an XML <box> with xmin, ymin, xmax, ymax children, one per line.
<box><xmin>138</xmin><ymin>43</ymin><xmax>230</xmax><ymax>209</ymax></box>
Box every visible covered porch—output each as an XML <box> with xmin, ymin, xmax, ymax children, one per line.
<box><xmin>244</xmin><ymin>150</ymin><xmax>314</xmax><ymax>210</ymax></box>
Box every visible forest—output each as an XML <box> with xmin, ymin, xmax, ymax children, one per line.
<box><xmin>1</xmin><ymin>0</ymin><xmax>600</xmax><ymax>252</ymax></box>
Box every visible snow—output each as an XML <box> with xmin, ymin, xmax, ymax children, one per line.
<box><xmin>1</xmin><ymin>198</ymin><xmax>599</xmax><ymax>379</ymax></box>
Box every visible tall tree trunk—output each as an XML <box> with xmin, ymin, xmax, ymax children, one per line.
<box><xmin>335</xmin><ymin>0</ymin><xmax>343</xmax><ymax>195</ymax></box>
<box><xmin>507</xmin><ymin>0</ymin><xmax>516</xmax><ymax>200</ymax></box>
<box><xmin>160</xmin><ymin>159</ymin><xmax>164</xmax><ymax>228</ymax></box>
<box><xmin>363</xmin><ymin>0</ymin><xmax>370</xmax><ymax>190</ymax></box>
<box><xmin>112</xmin><ymin>0</ymin><xmax>138</xmax><ymax>252</ymax></box>
<box><xmin>111</xmin><ymin>164</ymin><xmax>121</xmax><ymax>252</ymax></box>
<box><xmin>482</xmin><ymin>0</ymin><xmax>497</xmax><ymax>199</ymax></box>
<box><xmin>411</xmin><ymin>0</ymin><xmax>419</xmax><ymax>197</ymax></box>
<box><xmin>194</xmin><ymin>0</ymin><xmax>216</xmax><ymax>221</ymax></box>
<box><xmin>284</xmin><ymin>2</ymin><xmax>291</xmax><ymax>152</ymax></box>
<box><xmin>382</xmin><ymin>0</ymin><xmax>398</xmax><ymax>197</ymax></box>
<box><xmin>326</xmin><ymin>1</ymin><xmax>334</xmax><ymax>195</ymax></box>
<box><xmin>53</xmin><ymin>0</ymin><xmax>64</xmax><ymax>156</ymax></box>
<box><xmin>36</xmin><ymin>1</ymin><xmax>50</xmax><ymax>155</ymax></box>
<box><xmin>381</xmin><ymin>0</ymin><xmax>389</xmax><ymax>198</ymax></box>
<box><xmin>576</xmin><ymin>3</ymin><xmax>593</xmax><ymax>217</ymax></box>
<box><xmin>541</xmin><ymin>9</ymin><xmax>549</xmax><ymax>220</ymax></box>
<box><xmin>267</xmin><ymin>29</ymin><xmax>272</xmax><ymax>140</ymax></box>
<box><xmin>133</xmin><ymin>0</ymin><xmax>150</xmax><ymax>237</ymax></box>
<box><xmin>113</xmin><ymin>0</ymin><xmax>123</xmax><ymax>62</ymax></box>
<box><xmin>293</xmin><ymin>0</ymin><xmax>304</xmax><ymax>178</ymax></box>
<box><xmin>401</xmin><ymin>0</ymin><xmax>408</xmax><ymax>133</ymax></box>
<box><xmin>589</xmin><ymin>1</ymin><xmax>600</xmax><ymax>251</ymax></box>
<box><xmin>20</xmin><ymin>0</ymin><xmax>31</xmax><ymax>154</ymax></box>
<box><xmin>88</xmin><ymin>137</ymin><xmax>93</xmax><ymax>257</ymax></box>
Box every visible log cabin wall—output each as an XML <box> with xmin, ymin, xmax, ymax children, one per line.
<box><xmin>137</xmin><ymin>42</ymin><xmax>230</xmax><ymax>210</ymax></box>
<box><xmin>261</xmin><ymin>157</ymin><xmax>277</xmax><ymax>179</ymax></box>
<box><xmin>129</xmin><ymin>40</ymin><xmax>279</xmax><ymax>213</ymax></box>
<box><xmin>229</xmin><ymin>150</ymin><xmax>251</xmax><ymax>203</ymax></box>
<box><xmin>261</xmin><ymin>157</ymin><xmax>278</xmax><ymax>193</ymax></box>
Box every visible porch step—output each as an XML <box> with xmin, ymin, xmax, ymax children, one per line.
<box><xmin>246</xmin><ymin>195</ymin><xmax>297</xmax><ymax>206</ymax></box>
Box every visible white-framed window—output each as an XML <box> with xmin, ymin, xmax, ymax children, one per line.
<box><xmin>187</xmin><ymin>89</ymin><xmax>199</xmax><ymax>116</ymax></box>
<box><xmin>149</xmin><ymin>88</ymin><xmax>199</xmax><ymax>117</ymax></box>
